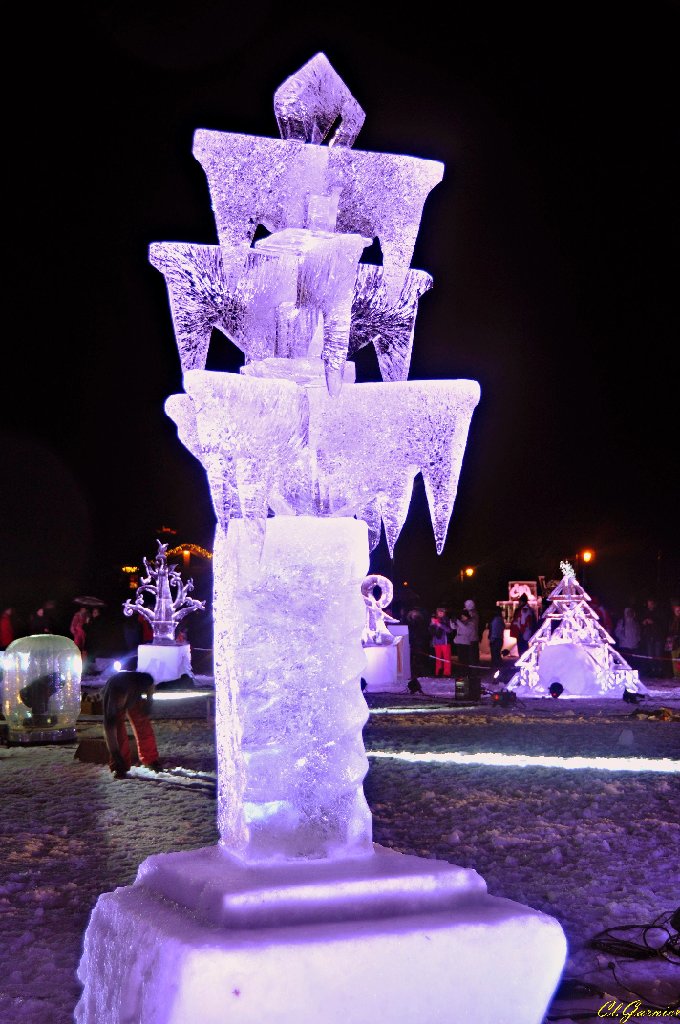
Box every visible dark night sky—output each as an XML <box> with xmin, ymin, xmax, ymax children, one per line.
<box><xmin>2</xmin><ymin>1</ymin><xmax>678</xmax><ymax>621</ymax></box>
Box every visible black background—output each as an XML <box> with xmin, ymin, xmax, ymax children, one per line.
<box><xmin>2</xmin><ymin>1</ymin><xmax>678</xmax><ymax>630</ymax></box>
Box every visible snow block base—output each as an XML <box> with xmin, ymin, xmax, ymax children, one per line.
<box><xmin>75</xmin><ymin>845</ymin><xmax>566</xmax><ymax>1024</ymax></box>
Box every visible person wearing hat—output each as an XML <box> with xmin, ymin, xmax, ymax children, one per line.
<box><xmin>463</xmin><ymin>599</ymin><xmax>480</xmax><ymax>667</ymax></box>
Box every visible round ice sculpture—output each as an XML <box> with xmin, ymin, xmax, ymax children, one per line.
<box><xmin>1</xmin><ymin>634</ymin><xmax>82</xmax><ymax>743</ymax></box>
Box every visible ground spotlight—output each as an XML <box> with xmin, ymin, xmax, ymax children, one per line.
<box><xmin>549</xmin><ymin>682</ymin><xmax>564</xmax><ymax>699</ymax></box>
<box><xmin>491</xmin><ymin>689</ymin><xmax>517</xmax><ymax>707</ymax></box>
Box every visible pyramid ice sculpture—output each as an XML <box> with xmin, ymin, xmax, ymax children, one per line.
<box><xmin>507</xmin><ymin>560</ymin><xmax>650</xmax><ymax>698</ymax></box>
<box><xmin>75</xmin><ymin>54</ymin><xmax>566</xmax><ymax>1024</ymax></box>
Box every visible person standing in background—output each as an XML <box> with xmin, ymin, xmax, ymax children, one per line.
<box><xmin>614</xmin><ymin>607</ymin><xmax>641</xmax><ymax>660</ymax></box>
<box><xmin>487</xmin><ymin>607</ymin><xmax>505</xmax><ymax>669</ymax></box>
<box><xmin>665</xmin><ymin>598</ymin><xmax>680</xmax><ymax>680</ymax></box>
<box><xmin>589</xmin><ymin>594</ymin><xmax>613</xmax><ymax>635</ymax></box>
<box><xmin>463</xmin><ymin>599</ymin><xmax>480</xmax><ymax>667</ymax></box>
<box><xmin>511</xmin><ymin>594</ymin><xmax>536</xmax><ymax>658</ymax></box>
<box><xmin>640</xmin><ymin>596</ymin><xmax>665</xmax><ymax>678</ymax></box>
<box><xmin>453</xmin><ymin>608</ymin><xmax>475</xmax><ymax>668</ymax></box>
<box><xmin>0</xmin><ymin>607</ymin><xmax>18</xmax><ymax>649</ymax></box>
<box><xmin>30</xmin><ymin>599</ymin><xmax>60</xmax><ymax>635</ymax></box>
<box><xmin>429</xmin><ymin>606</ymin><xmax>454</xmax><ymax>678</ymax></box>
<box><xmin>70</xmin><ymin>605</ymin><xmax>90</xmax><ymax>660</ymax></box>
<box><xmin>406</xmin><ymin>606</ymin><xmax>430</xmax><ymax>689</ymax></box>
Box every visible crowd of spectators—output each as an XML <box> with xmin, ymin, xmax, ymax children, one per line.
<box><xmin>388</xmin><ymin>588</ymin><xmax>680</xmax><ymax>689</ymax></box>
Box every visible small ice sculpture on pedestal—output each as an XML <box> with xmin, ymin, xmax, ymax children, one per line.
<box><xmin>360</xmin><ymin>573</ymin><xmax>404</xmax><ymax>694</ymax></box>
<box><xmin>361</xmin><ymin>574</ymin><xmax>400</xmax><ymax>647</ymax></box>
<box><xmin>76</xmin><ymin>54</ymin><xmax>566</xmax><ymax>1024</ymax></box>
<box><xmin>122</xmin><ymin>539</ymin><xmax>205</xmax><ymax>683</ymax></box>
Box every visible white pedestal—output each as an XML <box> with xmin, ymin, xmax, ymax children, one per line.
<box><xmin>75</xmin><ymin>844</ymin><xmax>567</xmax><ymax>1024</ymax></box>
<box><xmin>387</xmin><ymin>623</ymin><xmax>410</xmax><ymax>683</ymax></box>
<box><xmin>362</xmin><ymin>642</ymin><xmax>404</xmax><ymax>693</ymax></box>
<box><xmin>137</xmin><ymin>644</ymin><xmax>192</xmax><ymax>684</ymax></box>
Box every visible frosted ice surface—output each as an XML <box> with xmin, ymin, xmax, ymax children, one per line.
<box><xmin>302</xmin><ymin>379</ymin><xmax>480</xmax><ymax>553</ymax></box>
<box><xmin>167</xmin><ymin>374</ymin><xmax>308</xmax><ymax>526</ymax></box>
<box><xmin>212</xmin><ymin>517</ymin><xmax>373</xmax><ymax>861</ymax></box>
<box><xmin>274</xmin><ymin>52</ymin><xmax>366</xmax><ymax>148</ymax></box>
<box><xmin>166</xmin><ymin>373</ymin><xmax>480</xmax><ymax>554</ymax></box>
<box><xmin>149</xmin><ymin>242</ymin><xmax>297</xmax><ymax>369</ymax></box>
<box><xmin>193</xmin><ymin>130</ymin><xmax>443</xmax><ymax>304</ymax></box>
<box><xmin>348</xmin><ymin>264</ymin><xmax>433</xmax><ymax>382</ymax></box>
<box><xmin>253</xmin><ymin>226</ymin><xmax>372</xmax><ymax>396</ymax></box>
<box><xmin>150</xmin><ymin>241</ymin><xmax>432</xmax><ymax>382</ymax></box>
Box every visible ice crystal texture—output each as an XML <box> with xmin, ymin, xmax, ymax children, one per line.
<box><xmin>212</xmin><ymin>517</ymin><xmax>372</xmax><ymax>861</ymax></box>
<box><xmin>149</xmin><ymin>242</ymin><xmax>433</xmax><ymax>384</ymax></box>
<box><xmin>274</xmin><ymin>52</ymin><xmax>366</xmax><ymax>147</ymax></box>
<box><xmin>155</xmin><ymin>53</ymin><xmax>481</xmax><ymax>862</ymax></box>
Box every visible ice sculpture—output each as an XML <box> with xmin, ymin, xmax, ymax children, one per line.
<box><xmin>1</xmin><ymin>634</ymin><xmax>81</xmax><ymax>743</ymax></box>
<box><xmin>122</xmin><ymin>539</ymin><xmax>205</xmax><ymax>645</ymax></box>
<box><xmin>361</xmin><ymin>573</ymin><xmax>401</xmax><ymax>647</ymax></box>
<box><xmin>508</xmin><ymin>561</ymin><xmax>649</xmax><ymax>699</ymax></box>
<box><xmin>76</xmin><ymin>54</ymin><xmax>566</xmax><ymax>1024</ymax></box>
<box><xmin>156</xmin><ymin>50</ymin><xmax>479</xmax><ymax>859</ymax></box>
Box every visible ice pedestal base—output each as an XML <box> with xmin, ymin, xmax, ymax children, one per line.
<box><xmin>75</xmin><ymin>844</ymin><xmax>567</xmax><ymax>1024</ymax></box>
<box><xmin>362</xmin><ymin>644</ymin><xmax>403</xmax><ymax>693</ymax></box>
<box><xmin>137</xmin><ymin>643</ymin><xmax>192</xmax><ymax>684</ymax></box>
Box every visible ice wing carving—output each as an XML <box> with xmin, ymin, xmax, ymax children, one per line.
<box><xmin>150</xmin><ymin>242</ymin><xmax>431</xmax><ymax>382</ymax></box>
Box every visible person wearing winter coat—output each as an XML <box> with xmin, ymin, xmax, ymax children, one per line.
<box><xmin>453</xmin><ymin>609</ymin><xmax>476</xmax><ymax>667</ymax></box>
<box><xmin>102</xmin><ymin>670</ymin><xmax>160</xmax><ymax>778</ymax></box>
<box><xmin>640</xmin><ymin>596</ymin><xmax>666</xmax><ymax>678</ymax></box>
<box><xmin>0</xmin><ymin>607</ymin><xmax>18</xmax><ymax>649</ymax></box>
<box><xmin>463</xmin><ymin>599</ymin><xmax>480</xmax><ymax>666</ymax></box>
<box><xmin>614</xmin><ymin>607</ymin><xmax>641</xmax><ymax>659</ymax></box>
<box><xmin>487</xmin><ymin>608</ymin><xmax>506</xmax><ymax>669</ymax></box>
<box><xmin>665</xmin><ymin>598</ymin><xmax>680</xmax><ymax>680</ymax></box>
<box><xmin>429</xmin><ymin>607</ymin><xmax>454</xmax><ymax>677</ymax></box>
<box><xmin>511</xmin><ymin>594</ymin><xmax>536</xmax><ymax>657</ymax></box>
<box><xmin>590</xmin><ymin>595</ymin><xmax>613</xmax><ymax>635</ymax></box>
<box><xmin>70</xmin><ymin>606</ymin><xmax>90</xmax><ymax>658</ymax></box>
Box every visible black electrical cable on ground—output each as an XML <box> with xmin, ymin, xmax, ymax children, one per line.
<box><xmin>585</xmin><ymin>908</ymin><xmax>680</xmax><ymax>1010</ymax></box>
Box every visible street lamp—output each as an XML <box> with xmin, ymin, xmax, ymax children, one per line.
<box><xmin>460</xmin><ymin>566</ymin><xmax>475</xmax><ymax>583</ymax></box>
<box><xmin>575</xmin><ymin>549</ymin><xmax>594</xmax><ymax>585</ymax></box>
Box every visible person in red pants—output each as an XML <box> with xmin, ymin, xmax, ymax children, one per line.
<box><xmin>102</xmin><ymin>670</ymin><xmax>160</xmax><ymax>778</ymax></box>
<box><xmin>429</xmin><ymin>607</ymin><xmax>454</xmax><ymax>677</ymax></box>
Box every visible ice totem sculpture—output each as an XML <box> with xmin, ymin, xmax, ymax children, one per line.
<box><xmin>156</xmin><ymin>52</ymin><xmax>479</xmax><ymax>861</ymax></box>
<box><xmin>75</xmin><ymin>55</ymin><xmax>567</xmax><ymax>1024</ymax></box>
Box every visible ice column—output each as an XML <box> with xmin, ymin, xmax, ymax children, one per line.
<box><xmin>213</xmin><ymin>517</ymin><xmax>372</xmax><ymax>861</ymax></box>
<box><xmin>158</xmin><ymin>51</ymin><xmax>478</xmax><ymax>864</ymax></box>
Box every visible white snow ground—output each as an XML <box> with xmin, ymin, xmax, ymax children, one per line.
<box><xmin>1</xmin><ymin>674</ymin><xmax>678</xmax><ymax>1024</ymax></box>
